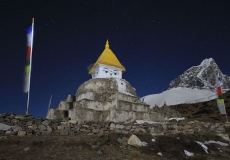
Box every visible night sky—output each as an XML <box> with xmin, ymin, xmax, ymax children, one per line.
<box><xmin>0</xmin><ymin>0</ymin><xmax>229</xmax><ymax>118</ymax></box>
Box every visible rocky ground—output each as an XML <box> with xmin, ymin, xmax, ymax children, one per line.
<box><xmin>1</xmin><ymin>91</ymin><xmax>230</xmax><ymax>159</ymax></box>
<box><xmin>1</xmin><ymin>125</ymin><xmax>230</xmax><ymax>160</ymax></box>
<box><xmin>171</xmin><ymin>90</ymin><xmax>230</xmax><ymax>123</ymax></box>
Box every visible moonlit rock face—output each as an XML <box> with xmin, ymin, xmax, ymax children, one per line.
<box><xmin>75</xmin><ymin>78</ymin><xmax>137</xmax><ymax>100</ymax></box>
<box><xmin>169</xmin><ymin>58</ymin><xmax>230</xmax><ymax>89</ymax></box>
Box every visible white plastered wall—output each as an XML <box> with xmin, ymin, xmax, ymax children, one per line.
<box><xmin>92</xmin><ymin>64</ymin><xmax>122</xmax><ymax>79</ymax></box>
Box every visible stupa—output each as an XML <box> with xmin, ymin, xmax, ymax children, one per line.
<box><xmin>46</xmin><ymin>40</ymin><xmax>164</xmax><ymax>123</ymax></box>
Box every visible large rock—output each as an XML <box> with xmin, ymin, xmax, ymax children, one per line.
<box><xmin>110</xmin><ymin>123</ymin><xmax>115</xmax><ymax>131</ymax></box>
<box><xmin>38</xmin><ymin>125</ymin><xmax>46</xmax><ymax>131</ymax></box>
<box><xmin>115</xmin><ymin>124</ymin><xmax>124</xmax><ymax>129</ymax></box>
<box><xmin>15</xmin><ymin>115</ymin><xmax>25</xmax><ymax>120</ymax></box>
<box><xmin>12</xmin><ymin>126</ymin><xmax>23</xmax><ymax>132</ymax></box>
<box><xmin>18</xmin><ymin>131</ymin><xmax>26</xmax><ymax>136</ymax></box>
<box><xmin>92</xmin><ymin>129</ymin><xmax>100</xmax><ymax>134</ymax></box>
<box><xmin>46</xmin><ymin>126</ymin><xmax>52</xmax><ymax>132</ymax></box>
<box><xmin>26</xmin><ymin>120</ymin><xmax>33</xmax><ymax>126</ymax></box>
<box><xmin>5</xmin><ymin>131</ymin><xmax>18</xmax><ymax>136</ymax></box>
<box><xmin>42</xmin><ymin>120</ymin><xmax>51</xmax><ymax>126</ymax></box>
<box><xmin>127</xmin><ymin>134</ymin><xmax>142</xmax><ymax>147</ymax></box>
<box><xmin>0</xmin><ymin>123</ymin><xmax>11</xmax><ymax>131</ymax></box>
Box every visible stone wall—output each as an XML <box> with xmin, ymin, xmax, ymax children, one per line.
<box><xmin>116</xmin><ymin>92</ymin><xmax>141</xmax><ymax>103</ymax></box>
<box><xmin>1</xmin><ymin>113</ymin><xmax>229</xmax><ymax>141</ymax></box>
<box><xmin>74</xmin><ymin>99</ymin><xmax>116</xmax><ymax>111</ymax></box>
<box><xmin>73</xmin><ymin>98</ymin><xmax>164</xmax><ymax>123</ymax></box>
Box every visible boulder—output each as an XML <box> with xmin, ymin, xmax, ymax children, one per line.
<box><xmin>69</xmin><ymin>120</ymin><xmax>77</xmax><ymax>124</ymax></box>
<box><xmin>26</xmin><ymin>120</ymin><xmax>33</xmax><ymax>126</ymax></box>
<box><xmin>61</xmin><ymin>122</ymin><xmax>70</xmax><ymax>128</ymax></box>
<box><xmin>116</xmin><ymin>124</ymin><xmax>124</xmax><ymax>129</ymax></box>
<box><xmin>15</xmin><ymin>115</ymin><xmax>25</xmax><ymax>120</ymax></box>
<box><xmin>46</xmin><ymin>126</ymin><xmax>52</xmax><ymax>132</ymax></box>
<box><xmin>12</xmin><ymin>126</ymin><xmax>23</xmax><ymax>132</ymax></box>
<box><xmin>42</xmin><ymin>120</ymin><xmax>51</xmax><ymax>126</ymax></box>
<box><xmin>110</xmin><ymin>123</ymin><xmax>115</xmax><ymax>130</ymax></box>
<box><xmin>124</xmin><ymin>125</ymin><xmax>131</xmax><ymax>130</ymax></box>
<box><xmin>18</xmin><ymin>131</ymin><xmax>26</xmax><ymax>136</ymax></box>
<box><xmin>128</xmin><ymin>134</ymin><xmax>142</xmax><ymax>147</ymax></box>
<box><xmin>38</xmin><ymin>125</ymin><xmax>46</xmax><ymax>131</ymax></box>
<box><xmin>92</xmin><ymin>129</ymin><xmax>100</xmax><ymax>134</ymax></box>
<box><xmin>0</xmin><ymin>123</ymin><xmax>11</xmax><ymax>131</ymax></box>
<box><xmin>5</xmin><ymin>130</ymin><xmax>18</xmax><ymax>136</ymax></box>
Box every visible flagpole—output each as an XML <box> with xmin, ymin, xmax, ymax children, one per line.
<box><xmin>215</xmin><ymin>74</ymin><xmax>229</xmax><ymax>123</ymax></box>
<box><xmin>224</xmin><ymin>105</ymin><xmax>229</xmax><ymax>123</ymax></box>
<box><xmin>48</xmin><ymin>95</ymin><xmax>52</xmax><ymax>112</ymax></box>
<box><xmin>26</xmin><ymin>18</ymin><xmax>34</xmax><ymax>115</ymax></box>
<box><xmin>46</xmin><ymin>95</ymin><xmax>52</xmax><ymax>119</ymax></box>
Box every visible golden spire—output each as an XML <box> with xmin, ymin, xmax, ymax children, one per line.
<box><xmin>105</xmin><ymin>39</ymin><xmax>109</xmax><ymax>49</ymax></box>
<box><xmin>88</xmin><ymin>40</ymin><xmax>126</xmax><ymax>74</ymax></box>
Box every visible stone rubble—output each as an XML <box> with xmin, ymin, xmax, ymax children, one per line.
<box><xmin>0</xmin><ymin>113</ymin><xmax>230</xmax><ymax>143</ymax></box>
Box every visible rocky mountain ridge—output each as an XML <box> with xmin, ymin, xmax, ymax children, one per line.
<box><xmin>169</xmin><ymin>58</ymin><xmax>230</xmax><ymax>90</ymax></box>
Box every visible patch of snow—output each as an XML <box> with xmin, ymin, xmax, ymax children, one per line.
<box><xmin>135</xmin><ymin>120</ymin><xmax>167</xmax><ymax>124</ymax></box>
<box><xmin>195</xmin><ymin>141</ymin><xmax>209</xmax><ymax>153</ymax></box>
<box><xmin>222</xmin><ymin>89</ymin><xmax>230</xmax><ymax>93</ymax></box>
<box><xmin>143</xmin><ymin>87</ymin><xmax>216</xmax><ymax>108</ymax></box>
<box><xmin>184</xmin><ymin>150</ymin><xmax>194</xmax><ymax>157</ymax></box>
<box><xmin>197</xmin><ymin>67</ymin><xmax>206</xmax><ymax>79</ymax></box>
<box><xmin>196</xmin><ymin>58</ymin><xmax>213</xmax><ymax>79</ymax></box>
<box><xmin>142</xmin><ymin>142</ymin><xmax>148</xmax><ymax>146</ymax></box>
<box><xmin>200</xmin><ymin>58</ymin><xmax>212</xmax><ymax>67</ymax></box>
<box><xmin>168</xmin><ymin>117</ymin><xmax>185</xmax><ymax>121</ymax></box>
<box><xmin>205</xmin><ymin>140</ymin><xmax>229</xmax><ymax>146</ymax></box>
<box><xmin>157</xmin><ymin>152</ymin><xmax>162</xmax><ymax>156</ymax></box>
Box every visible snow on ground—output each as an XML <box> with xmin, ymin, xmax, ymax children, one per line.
<box><xmin>184</xmin><ymin>150</ymin><xmax>194</xmax><ymax>157</ymax></box>
<box><xmin>142</xmin><ymin>142</ymin><xmax>148</xmax><ymax>146</ymax></box>
<box><xmin>194</xmin><ymin>140</ymin><xmax>229</xmax><ymax>155</ymax></box>
<box><xmin>136</xmin><ymin>118</ymin><xmax>185</xmax><ymax>124</ymax></box>
<box><xmin>142</xmin><ymin>87</ymin><xmax>216</xmax><ymax>108</ymax></box>
<box><xmin>157</xmin><ymin>152</ymin><xmax>162</xmax><ymax>156</ymax></box>
<box><xmin>168</xmin><ymin>117</ymin><xmax>185</xmax><ymax>121</ymax></box>
<box><xmin>195</xmin><ymin>141</ymin><xmax>209</xmax><ymax>153</ymax></box>
<box><xmin>135</xmin><ymin>120</ymin><xmax>167</xmax><ymax>124</ymax></box>
<box><xmin>205</xmin><ymin>140</ymin><xmax>229</xmax><ymax>146</ymax></box>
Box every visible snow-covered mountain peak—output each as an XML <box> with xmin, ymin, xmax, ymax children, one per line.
<box><xmin>200</xmin><ymin>58</ymin><xmax>213</xmax><ymax>67</ymax></box>
<box><xmin>169</xmin><ymin>58</ymin><xmax>230</xmax><ymax>90</ymax></box>
<box><xmin>142</xmin><ymin>58</ymin><xmax>230</xmax><ymax>108</ymax></box>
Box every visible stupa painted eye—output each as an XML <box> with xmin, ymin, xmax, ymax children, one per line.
<box><xmin>113</xmin><ymin>70</ymin><xmax>117</xmax><ymax>75</ymax></box>
<box><xmin>103</xmin><ymin>68</ymin><xmax>108</xmax><ymax>73</ymax></box>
